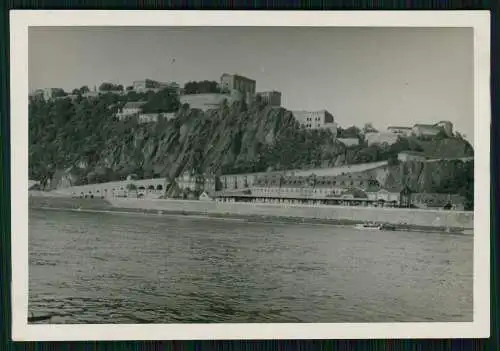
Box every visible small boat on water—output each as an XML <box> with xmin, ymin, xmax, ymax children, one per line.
<box><xmin>354</xmin><ymin>223</ymin><xmax>398</xmax><ymax>231</ymax></box>
<box><xmin>355</xmin><ymin>222</ymin><xmax>382</xmax><ymax>230</ymax></box>
<box><xmin>28</xmin><ymin>312</ymin><xmax>52</xmax><ymax>323</ymax></box>
<box><xmin>379</xmin><ymin>223</ymin><xmax>397</xmax><ymax>231</ymax></box>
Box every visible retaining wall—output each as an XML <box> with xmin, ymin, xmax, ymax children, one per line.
<box><xmin>109</xmin><ymin>198</ymin><xmax>473</xmax><ymax>229</ymax></box>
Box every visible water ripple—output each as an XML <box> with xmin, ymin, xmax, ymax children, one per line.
<box><xmin>29</xmin><ymin>209</ymin><xmax>473</xmax><ymax>323</ymax></box>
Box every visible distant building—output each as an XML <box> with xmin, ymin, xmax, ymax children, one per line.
<box><xmin>175</xmin><ymin>171</ymin><xmax>205</xmax><ymax>193</ymax></box>
<box><xmin>412</xmin><ymin>124</ymin><xmax>441</xmax><ymax>137</ymax></box>
<box><xmin>179</xmin><ymin>93</ymin><xmax>234</xmax><ymax>112</ymax></box>
<box><xmin>83</xmin><ymin>91</ymin><xmax>100</xmax><ymax>99</ymax></box>
<box><xmin>292</xmin><ymin>110</ymin><xmax>337</xmax><ymax>136</ymax></box>
<box><xmin>132</xmin><ymin>80</ymin><xmax>180</xmax><ymax>94</ymax></box>
<box><xmin>364</xmin><ymin>132</ymin><xmax>399</xmax><ymax>146</ymax></box>
<box><xmin>31</xmin><ymin>88</ymin><xmax>64</xmax><ymax>101</ymax></box>
<box><xmin>435</xmin><ymin>121</ymin><xmax>454</xmax><ymax>137</ymax></box>
<box><xmin>117</xmin><ymin>101</ymin><xmax>146</xmax><ymax>120</ymax></box>
<box><xmin>365</xmin><ymin>185</ymin><xmax>413</xmax><ymax>208</ymax></box>
<box><xmin>138</xmin><ymin>113</ymin><xmax>159</xmax><ymax>124</ymax></box>
<box><xmin>387</xmin><ymin>126</ymin><xmax>413</xmax><ymax>136</ymax></box>
<box><xmin>164</xmin><ymin>112</ymin><xmax>177</xmax><ymax>120</ymax></box>
<box><xmin>141</xmin><ymin>112</ymin><xmax>176</xmax><ymax>123</ymax></box>
<box><xmin>397</xmin><ymin>151</ymin><xmax>428</xmax><ymax>162</ymax></box>
<box><xmin>412</xmin><ymin>193</ymin><xmax>465</xmax><ymax>210</ymax></box>
<box><xmin>42</xmin><ymin>88</ymin><xmax>57</xmax><ymax>100</ymax></box>
<box><xmin>250</xmin><ymin>173</ymin><xmax>380</xmax><ymax>199</ymax></box>
<box><xmin>338</xmin><ymin>138</ymin><xmax>360</xmax><ymax>147</ymax></box>
<box><xmin>257</xmin><ymin>91</ymin><xmax>281</xmax><ymax>107</ymax></box>
<box><xmin>412</xmin><ymin>121</ymin><xmax>453</xmax><ymax>138</ymax></box>
<box><xmin>220</xmin><ymin>73</ymin><xmax>256</xmax><ymax>96</ymax></box>
<box><xmin>132</xmin><ymin>80</ymin><xmax>164</xmax><ymax>92</ymax></box>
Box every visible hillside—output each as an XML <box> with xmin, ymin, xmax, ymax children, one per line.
<box><xmin>364</xmin><ymin>159</ymin><xmax>474</xmax><ymax>209</ymax></box>
<box><xmin>29</xmin><ymin>90</ymin><xmax>474</xmax><ymax>190</ymax></box>
<box><xmin>30</xmin><ymin>94</ymin><xmax>346</xmax><ymax>186</ymax></box>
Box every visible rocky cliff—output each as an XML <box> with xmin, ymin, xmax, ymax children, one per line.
<box><xmin>29</xmin><ymin>93</ymin><xmax>474</xmax><ymax>192</ymax></box>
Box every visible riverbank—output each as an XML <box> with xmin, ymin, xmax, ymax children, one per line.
<box><xmin>29</xmin><ymin>194</ymin><xmax>473</xmax><ymax>234</ymax></box>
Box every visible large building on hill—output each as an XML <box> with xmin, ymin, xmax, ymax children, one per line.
<box><xmin>386</xmin><ymin>121</ymin><xmax>454</xmax><ymax>138</ymax></box>
<box><xmin>257</xmin><ymin>91</ymin><xmax>282</xmax><ymax>107</ymax></box>
<box><xmin>412</xmin><ymin>121</ymin><xmax>453</xmax><ymax>138</ymax></box>
<box><xmin>291</xmin><ymin>110</ymin><xmax>337</xmax><ymax>136</ymax></box>
<box><xmin>179</xmin><ymin>93</ymin><xmax>234</xmax><ymax>112</ymax></box>
<box><xmin>220</xmin><ymin>73</ymin><xmax>256</xmax><ymax>96</ymax></box>
<box><xmin>30</xmin><ymin>88</ymin><xmax>64</xmax><ymax>101</ymax></box>
<box><xmin>387</xmin><ymin>126</ymin><xmax>413</xmax><ymax>136</ymax></box>
<box><xmin>364</xmin><ymin>132</ymin><xmax>399</xmax><ymax>146</ymax></box>
<box><xmin>132</xmin><ymin>80</ymin><xmax>180</xmax><ymax>94</ymax></box>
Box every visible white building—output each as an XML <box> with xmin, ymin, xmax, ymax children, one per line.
<box><xmin>292</xmin><ymin>110</ymin><xmax>337</xmax><ymax>137</ymax></box>
<box><xmin>387</xmin><ymin>126</ymin><xmax>413</xmax><ymax>136</ymax></box>
<box><xmin>116</xmin><ymin>101</ymin><xmax>146</xmax><ymax>120</ymax></box>
<box><xmin>138</xmin><ymin>113</ymin><xmax>159</xmax><ymax>124</ymax></box>
<box><xmin>364</xmin><ymin>132</ymin><xmax>399</xmax><ymax>146</ymax></box>
<box><xmin>397</xmin><ymin>151</ymin><xmax>428</xmax><ymax>162</ymax></box>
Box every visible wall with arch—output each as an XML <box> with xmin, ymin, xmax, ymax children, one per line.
<box><xmin>55</xmin><ymin>177</ymin><xmax>168</xmax><ymax>198</ymax></box>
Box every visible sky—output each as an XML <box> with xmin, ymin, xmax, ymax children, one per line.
<box><xmin>29</xmin><ymin>26</ymin><xmax>474</xmax><ymax>141</ymax></box>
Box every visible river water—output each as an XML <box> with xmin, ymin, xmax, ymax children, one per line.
<box><xmin>29</xmin><ymin>209</ymin><xmax>473</xmax><ymax>323</ymax></box>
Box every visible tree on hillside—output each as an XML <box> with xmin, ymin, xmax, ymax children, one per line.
<box><xmin>435</xmin><ymin>129</ymin><xmax>449</xmax><ymax>140</ymax></box>
<box><xmin>145</xmin><ymin>79</ymin><xmax>161</xmax><ymax>89</ymax></box>
<box><xmin>340</xmin><ymin>126</ymin><xmax>362</xmax><ymax>139</ymax></box>
<box><xmin>79</xmin><ymin>86</ymin><xmax>90</xmax><ymax>94</ymax></box>
<box><xmin>51</xmin><ymin>88</ymin><xmax>67</xmax><ymax>98</ymax></box>
<box><xmin>99</xmin><ymin>82</ymin><xmax>123</xmax><ymax>92</ymax></box>
<box><xmin>363</xmin><ymin>123</ymin><xmax>378</xmax><ymax>133</ymax></box>
<box><xmin>183</xmin><ymin>80</ymin><xmax>220</xmax><ymax>95</ymax></box>
<box><xmin>141</xmin><ymin>87</ymin><xmax>180</xmax><ymax>113</ymax></box>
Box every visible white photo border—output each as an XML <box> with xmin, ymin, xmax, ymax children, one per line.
<box><xmin>10</xmin><ymin>10</ymin><xmax>491</xmax><ymax>341</ymax></box>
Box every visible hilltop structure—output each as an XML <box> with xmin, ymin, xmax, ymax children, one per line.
<box><xmin>387</xmin><ymin>121</ymin><xmax>454</xmax><ymax>138</ymax></box>
<box><xmin>291</xmin><ymin>110</ymin><xmax>337</xmax><ymax>136</ymax></box>
<box><xmin>256</xmin><ymin>91</ymin><xmax>282</xmax><ymax>107</ymax></box>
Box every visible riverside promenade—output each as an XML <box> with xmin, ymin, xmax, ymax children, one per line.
<box><xmin>108</xmin><ymin>197</ymin><xmax>473</xmax><ymax>230</ymax></box>
<box><xmin>29</xmin><ymin>193</ymin><xmax>473</xmax><ymax>230</ymax></box>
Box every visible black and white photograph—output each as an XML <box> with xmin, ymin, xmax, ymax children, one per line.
<box><xmin>10</xmin><ymin>11</ymin><xmax>490</xmax><ymax>340</ymax></box>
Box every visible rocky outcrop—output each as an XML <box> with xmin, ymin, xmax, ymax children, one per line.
<box><xmin>28</xmin><ymin>94</ymin><xmax>473</xmax><ymax>194</ymax></box>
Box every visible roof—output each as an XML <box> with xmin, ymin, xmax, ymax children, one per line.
<box><xmin>413</xmin><ymin>123</ymin><xmax>439</xmax><ymax>129</ymax></box>
<box><xmin>388</xmin><ymin>126</ymin><xmax>412</xmax><ymax>130</ymax></box>
<box><xmin>221</xmin><ymin>73</ymin><xmax>256</xmax><ymax>82</ymax></box>
<box><xmin>257</xmin><ymin>91</ymin><xmax>281</xmax><ymax>95</ymax></box>
<box><xmin>365</xmin><ymin>184</ymin><xmax>381</xmax><ymax>193</ymax></box>
<box><xmin>342</xmin><ymin>187</ymin><xmax>368</xmax><ymax>198</ymax></box>
<box><xmin>123</xmin><ymin>101</ymin><xmax>146</xmax><ymax>109</ymax></box>
<box><xmin>253</xmin><ymin>173</ymin><xmax>378</xmax><ymax>189</ymax></box>
<box><xmin>399</xmin><ymin>150</ymin><xmax>426</xmax><ymax>156</ymax></box>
